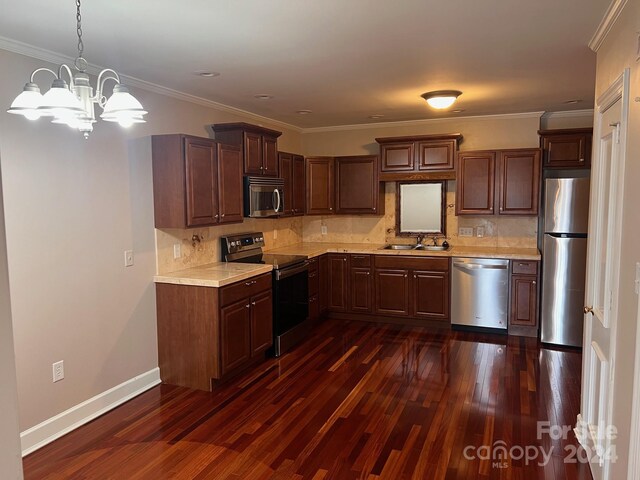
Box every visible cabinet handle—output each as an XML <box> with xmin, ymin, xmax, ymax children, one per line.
<box><xmin>245</xmin><ymin>304</ymin><xmax>250</xmax><ymax>309</ymax></box>
<box><xmin>215</xmin><ymin>214</ymin><xmax>219</xmax><ymax>219</ymax></box>
<box><xmin>579</xmin><ymin>158</ymin><xmax>585</xmax><ymax>163</ymax></box>
<box><xmin>252</xmin><ymin>301</ymin><xmax>256</xmax><ymax>306</ymax></box>
<box><xmin>221</xmin><ymin>214</ymin><xmax>225</xmax><ymax>218</ymax></box>
<box><xmin>532</xmin><ymin>281</ymin><xmax>536</xmax><ymax>285</ymax></box>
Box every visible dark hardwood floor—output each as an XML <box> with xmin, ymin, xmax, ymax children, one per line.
<box><xmin>23</xmin><ymin>320</ymin><xmax>592</xmax><ymax>479</ymax></box>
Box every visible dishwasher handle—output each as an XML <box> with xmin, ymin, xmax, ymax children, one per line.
<box><xmin>453</xmin><ymin>262</ymin><xmax>508</xmax><ymax>271</ymax></box>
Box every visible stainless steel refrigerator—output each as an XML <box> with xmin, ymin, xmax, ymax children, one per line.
<box><xmin>541</xmin><ymin>177</ymin><xmax>590</xmax><ymax>347</ymax></box>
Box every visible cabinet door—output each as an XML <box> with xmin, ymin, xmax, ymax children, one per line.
<box><xmin>412</xmin><ymin>270</ymin><xmax>449</xmax><ymax>320</ymax></box>
<box><xmin>244</xmin><ymin>132</ymin><xmax>263</xmax><ymax>175</ymax></box>
<box><xmin>292</xmin><ymin>154</ymin><xmax>306</xmax><ymax>216</ymax></box>
<box><xmin>335</xmin><ymin>156</ymin><xmax>381</xmax><ymax>214</ymax></box>
<box><xmin>250</xmin><ymin>290</ymin><xmax>273</xmax><ymax>356</ymax></box>
<box><xmin>417</xmin><ymin>140</ymin><xmax>456</xmax><ymax>171</ymax></box>
<box><xmin>279</xmin><ymin>152</ymin><xmax>293</xmax><ymax>216</ymax></box>
<box><xmin>380</xmin><ymin>143</ymin><xmax>414</xmax><ymax>172</ymax></box>
<box><xmin>306</xmin><ymin>157</ymin><xmax>335</xmax><ymax>215</ymax></box>
<box><xmin>456</xmin><ymin>151</ymin><xmax>496</xmax><ymax>215</ymax></box>
<box><xmin>319</xmin><ymin>254</ymin><xmax>329</xmax><ymax>313</ymax></box>
<box><xmin>498</xmin><ymin>149</ymin><xmax>541</xmax><ymax>215</ymax></box>
<box><xmin>350</xmin><ymin>267</ymin><xmax>372</xmax><ymax>313</ymax></box>
<box><xmin>542</xmin><ymin>134</ymin><xmax>591</xmax><ymax>168</ymax></box>
<box><xmin>184</xmin><ymin>137</ymin><xmax>218</xmax><ymax>227</ymax></box>
<box><xmin>328</xmin><ymin>254</ymin><xmax>348</xmax><ymax>312</ymax></box>
<box><xmin>220</xmin><ymin>299</ymin><xmax>251</xmax><ymax>375</ymax></box>
<box><xmin>217</xmin><ymin>143</ymin><xmax>243</xmax><ymax>224</ymax></box>
<box><xmin>374</xmin><ymin>269</ymin><xmax>410</xmax><ymax>316</ymax></box>
<box><xmin>262</xmin><ymin>136</ymin><xmax>279</xmax><ymax>176</ymax></box>
<box><xmin>510</xmin><ymin>275</ymin><xmax>538</xmax><ymax>327</ymax></box>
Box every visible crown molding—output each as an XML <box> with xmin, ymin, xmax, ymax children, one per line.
<box><xmin>541</xmin><ymin>109</ymin><xmax>595</xmax><ymax>119</ymax></box>
<box><xmin>0</xmin><ymin>35</ymin><xmax>304</xmax><ymax>133</ymax></box>
<box><xmin>300</xmin><ymin>111</ymin><xmax>545</xmax><ymax>134</ymax></box>
<box><xmin>588</xmin><ymin>0</ymin><xmax>628</xmax><ymax>52</ymax></box>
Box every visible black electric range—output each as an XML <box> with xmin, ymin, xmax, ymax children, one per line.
<box><xmin>221</xmin><ymin>232</ymin><xmax>310</xmax><ymax>356</ymax></box>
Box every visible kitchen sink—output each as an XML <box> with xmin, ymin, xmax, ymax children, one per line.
<box><xmin>381</xmin><ymin>244</ymin><xmax>416</xmax><ymax>250</ymax></box>
<box><xmin>414</xmin><ymin>245</ymin><xmax>450</xmax><ymax>251</ymax></box>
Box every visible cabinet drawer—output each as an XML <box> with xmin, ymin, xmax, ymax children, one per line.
<box><xmin>220</xmin><ymin>273</ymin><xmax>272</xmax><ymax>307</ymax></box>
<box><xmin>512</xmin><ymin>260</ymin><xmax>538</xmax><ymax>275</ymax></box>
<box><xmin>350</xmin><ymin>254</ymin><xmax>372</xmax><ymax>267</ymax></box>
<box><xmin>309</xmin><ymin>267</ymin><xmax>320</xmax><ymax>295</ymax></box>
<box><xmin>374</xmin><ymin>255</ymin><xmax>449</xmax><ymax>272</ymax></box>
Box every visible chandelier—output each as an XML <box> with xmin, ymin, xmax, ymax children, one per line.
<box><xmin>7</xmin><ymin>0</ymin><xmax>147</xmax><ymax>138</ymax></box>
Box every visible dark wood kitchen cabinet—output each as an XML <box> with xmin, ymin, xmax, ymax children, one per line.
<box><xmin>152</xmin><ymin>134</ymin><xmax>243</xmax><ymax>228</ymax></box>
<box><xmin>373</xmin><ymin>256</ymin><xmax>450</xmax><ymax>321</ymax></box>
<box><xmin>279</xmin><ymin>152</ymin><xmax>305</xmax><ymax>216</ymax></box>
<box><xmin>349</xmin><ymin>254</ymin><xmax>373</xmax><ymax>313</ymax></box>
<box><xmin>327</xmin><ymin>253</ymin><xmax>349</xmax><ymax>312</ymax></box>
<box><xmin>335</xmin><ymin>156</ymin><xmax>384</xmax><ymax>215</ymax></box>
<box><xmin>156</xmin><ymin>273</ymin><xmax>272</xmax><ymax>391</ymax></box>
<box><xmin>308</xmin><ymin>256</ymin><xmax>320</xmax><ymax>324</ymax></box>
<box><xmin>508</xmin><ymin>260</ymin><xmax>539</xmax><ymax>337</ymax></box>
<box><xmin>538</xmin><ymin>128</ymin><xmax>593</xmax><ymax>169</ymax></box>
<box><xmin>211</xmin><ymin>122</ymin><xmax>282</xmax><ymax>176</ymax></box>
<box><xmin>306</xmin><ymin>157</ymin><xmax>335</xmax><ymax>215</ymax></box>
<box><xmin>319</xmin><ymin>254</ymin><xmax>329</xmax><ymax>314</ymax></box>
<box><xmin>375</xmin><ymin>133</ymin><xmax>462</xmax><ymax>181</ymax></box>
<box><xmin>456</xmin><ymin>148</ymin><xmax>541</xmax><ymax>216</ymax></box>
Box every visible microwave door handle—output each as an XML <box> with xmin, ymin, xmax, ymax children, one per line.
<box><xmin>273</xmin><ymin>188</ymin><xmax>281</xmax><ymax>212</ymax></box>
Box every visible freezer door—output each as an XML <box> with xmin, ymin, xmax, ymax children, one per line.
<box><xmin>541</xmin><ymin>235</ymin><xmax>588</xmax><ymax>347</ymax></box>
<box><xmin>544</xmin><ymin>178</ymin><xmax>590</xmax><ymax>234</ymax></box>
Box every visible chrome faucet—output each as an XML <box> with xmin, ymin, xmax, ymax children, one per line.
<box><xmin>416</xmin><ymin>234</ymin><xmax>426</xmax><ymax>246</ymax></box>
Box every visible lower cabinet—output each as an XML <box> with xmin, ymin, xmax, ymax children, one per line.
<box><xmin>412</xmin><ymin>270</ymin><xmax>449</xmax><ymax>320</ymax></box>
<box><xmin>328</xmin><ymin>253</ymin><xmax>349</xmax><ymax>312</ymax></box>
<box><xmin>350</xmin><ymin>267</ymin><xmax>373</xmax><ymax>313</ymax></box>
<box><xmin>156</xmin><ymin>273</ymin><xmax>273</xmax><ymax>391</ymax></box>
<box><xmin>508</xmin><ymin>261</ymin><xmax>540</xmax><ymax>337</ymax></box>
<box><xmin>374</xmin><ymin>269</ymin><xmax>410</xmax><ymax>316</ymax></box>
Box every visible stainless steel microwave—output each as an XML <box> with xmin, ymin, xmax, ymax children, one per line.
<box><xmin>243</xmin><ymin>176</ymin><xmax>285</xmax><ymax>218</ymax></box>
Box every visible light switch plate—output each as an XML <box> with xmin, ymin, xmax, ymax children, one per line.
<box><xmin>459</xmin><ymin>227</ymin><xmax>473</xmax><ymax>237</ymax></box>
<box><xmin>476</xmin><ymin>226</ymin><xmax>485</xmax><ymax>238</ymax></box>
<box><xmin>321</xmin><ymin>226</ymin><xmax>328</xmax><ymax>235</ymax></box>
<box><xmin>124</xmin><ymin>250</ymin><xmax>134</xmax><ymax>267</ymax></box>
<box><xmin>173</xmin><ymin>243</ymin><xmax>181</xmax><ymax>259</ymax></box>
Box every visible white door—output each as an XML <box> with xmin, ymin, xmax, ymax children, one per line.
<box><xmin>578</xmin><ymin>70</ymin><xmax>629</xmax><ymax>480</ymax></box>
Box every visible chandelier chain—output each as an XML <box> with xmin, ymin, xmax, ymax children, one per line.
<box><xmin>75</xmin><ymin>0</ymin><xmax>85</xmax><ymax>69</ymax></box>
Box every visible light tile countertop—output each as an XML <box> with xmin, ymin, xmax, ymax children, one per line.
<box><xmin>154</xmin><ymin>242</ymin><xmax>540</xmax><ymax>288</ymax></box>
<box><xmin>154</xmin><ymin>262</ymin><xmax>272</xmax><ymax>288</ymax></box>
<box><xmin>266</xmin><ymin>242</ymin><xmax>541</xmax><ymax>261</ymax></box>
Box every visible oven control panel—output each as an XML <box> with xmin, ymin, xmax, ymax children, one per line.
<box><xmin>221</xmin><ymin>232</ymin><xmax>265</xmax><ymax>257</ymax></box>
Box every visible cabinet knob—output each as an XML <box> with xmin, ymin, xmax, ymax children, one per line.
<box><xmin>532</xmin><ymin>281</ymin><xmax>536</xmax><ymax>285</ymax></box>
<box><xmin>329</xmin><ymin>207</ymin><xmax>333</xmax><ymax>211</ymax></box>
<box><xmin>245</xmin><ymin>282</ymin><xmax>252</xmax><ymax>286</ymax></box>
<box><xmin>252</xmin><ymin>301</ymin><xmax>256</xmax><ymax>306</ymax></box>
<box><xmin>245</xmin><ymin>304</ymin><xmax>250</xmax><ymax>309</ymax></box>
<box><xmin>367</xmin><ymin>272</ymin><xmax>370</xmax><ymax>276</ymax></box>
<box><xmin>584</xmin><ymin>306</ymin><xmax>594</xmax><ymax>315</ymax></box>
<box><xmin>215</xmin><ymin>214</ymin><xmax>219</xmax><ymax>219</ymax></box>
<box><xmin>404</xmin><ymin>274</ymin><xmax>408</xmax><ymax>278</ymax></box>
<box><xmin>221</xmin><ymin>214</ymin><xmax>225</xmax><ymax>218</ymax></box>
<box><xmin>579</xmin><ymin>158</ymin><xmax>585</xmax><ymax>163</ymax></box>
<box><xmin>500</xmin><ymin>207</ymin><xmax>503</xmax><ymax>211</ymax></box>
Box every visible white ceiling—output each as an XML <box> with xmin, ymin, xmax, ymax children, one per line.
<box><xmin>0</xmin><ymin>0</ymin><xmax>610</xmax><ymax>128</ymax></box>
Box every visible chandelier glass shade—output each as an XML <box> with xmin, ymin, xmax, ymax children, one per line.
<box><xmin>6</xmin><ymin>0</ymin><xmax>147</xmax><ymax>138</ymax></box>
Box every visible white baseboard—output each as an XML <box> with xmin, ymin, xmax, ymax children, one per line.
<box><xmin>20</xmin><ymin>367</ymin><xmax>161</xmax><ymax>456</ymax></box>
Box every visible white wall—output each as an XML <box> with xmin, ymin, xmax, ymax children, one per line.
<box><xmin>0</xmin><ymin>48</ymin><xmax>302</xmax><ymax>432</ymax></box>
<box><xmin>0</xmin><ymin>158</ymin><xmax>24</xmax><ymax>478</ymax></box>
<box><xmin>592</xmin><ymin>2</ymin><xmax>640</xmax><ymax>477</ymax></box>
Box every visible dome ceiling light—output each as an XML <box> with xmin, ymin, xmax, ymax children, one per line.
<box><xmin>421</xmin><ymin>90</ymin><xmax>463</xmax><ymax>110</ymax></box>
<box><xmin>6</xmin><ymin>0</ymin><xmax>147</xmax><ymax>138</ymax></box>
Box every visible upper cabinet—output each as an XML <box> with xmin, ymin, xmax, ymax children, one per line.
<box><xmin>211</xmin><ymin>122</ymin><xmax>282</xmax><ymax>176</ymax></box>
<box><xmin>279</xmin><ymin>152</ymin><xmax>305</xmax><ymax>216</ymax></box>
<box><xmin>152</xmin><ymin>135</ymin><xmax>243</xmax><ymax>228</ymax></box>
<box><xmin>538</xmin><ymin>128</ymin><xmax>592</xmax><ymax>169</ymax></box>
<box><xmin>305</xmin><ymin>155</ymin><xmax>384</xmax><ymax>216</ymax></box>
<box><xmin>306</xmin><ymin>157</ymin><xmax>335</xmax><ymax>215</ymax></box>
<box><xmin>375</xmin><ymin>133</ymin><xmax>462</xmax><ymax>181</ymax></box>
<box><xmin>456</xmin><ymin>148</ymin><xmax>541</xmax><ymax>216</ymax></box>
<box><xmin>335</xmin><ymin>155</ymin><xmax>384</xmax><ymax>215</ymax></box>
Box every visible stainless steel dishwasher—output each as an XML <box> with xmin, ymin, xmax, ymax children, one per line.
<box><xmin>451</xmin><ymin>257</ymin><xmax>509</xmax><ymax>330</ymax></box>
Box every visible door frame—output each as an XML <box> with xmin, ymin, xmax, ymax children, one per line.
<box><xmin>629</xmin><ymin>298</ymin><xmax>640</xmax><ymax>479</ymax></box>
<box><xmin>576</xmin><ymin>68</ymin><xmax>629</xmax><ymax>479</ymax></box>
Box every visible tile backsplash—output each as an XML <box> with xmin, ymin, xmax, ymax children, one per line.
<box><xmin>155</xmin><ymin>181</ymin><xmax>537</xmax><ymax>274</ymax></box>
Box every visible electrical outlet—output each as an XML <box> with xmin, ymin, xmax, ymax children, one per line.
<box><xmin>273</xmin><ymin>229</ymin><xmax>278</xmax><ymax>240</ymax></box>
<box><xmin>459</xmin><ymin>227</ymin><xmax>473</xmax><ymax>237</ymax></box>
<box><xmin>476</xmin><ymin>226</ymin><xmax>485</xmax><ymax>238</ymax></box>
<box><xmin>52</xmin><ymin>361</ymin><xmax>64</xmax><ymax>382</ymax></box>
<box><xmin>173</xmin><ymin>243</ymin><xmax>181</xmax><ymax>259</ymax></box>
<box><xmin>124</xmin><ymin>250</ymin><xmax>134</xmax><ymax>267</ymax></box>
<box><xmin>321</xmin><ymin>225</ymin><xmax>328</xmax><ymax>235</ymax></box>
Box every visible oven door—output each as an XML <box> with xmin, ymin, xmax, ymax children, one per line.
<box><xmin>245</xmin><ymin>182</ymin><xmax>284</xmax><ymax>218</ymax></box>
<box><xmin>273</xmin><ymin>262</ymin><xmax>309</xmax><ymax>337</ymax></box>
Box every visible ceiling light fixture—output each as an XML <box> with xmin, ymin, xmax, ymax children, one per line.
<box><xmin>296</xmin><ymin>109</ymin><xmax>313</xmax><ymax>115</ymax></box>
<box><xmin>254</xmin><ymin>94</ymin><xmax>274</xmax><ymax>100</ymax></box>
<box><xmin>369</xmin><ymin>114</ymin><xmax>384</xmax><ymax>119</ymax></box>
<box><xmin>563</xmin><ymin>99</ymin><xmax>582</xmax><ymax>104</ymax></box>
<box><xmin>195</xmin><ymin>71</ymin><xmax>220</xmax><ymax>78</ymax></box>
<box><xmin>421</xmin><ymin>90</ymin><xmax>462</xmax><ymax>109</ymax></box>
<box><xmin>7</xmin><ymin>0</ymin><xmax>147</xmax><ymax>138</ymax></box>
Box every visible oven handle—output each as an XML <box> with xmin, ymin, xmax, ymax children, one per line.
<box><xmin>273</xmin><ymin>188</ymin><xmax>281</xmax><ymax>213</ymax></box>
<box><xmin>276</xmin><ymin>261</ymin><xmax>309</xmax><ymax>280</ymax></box>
